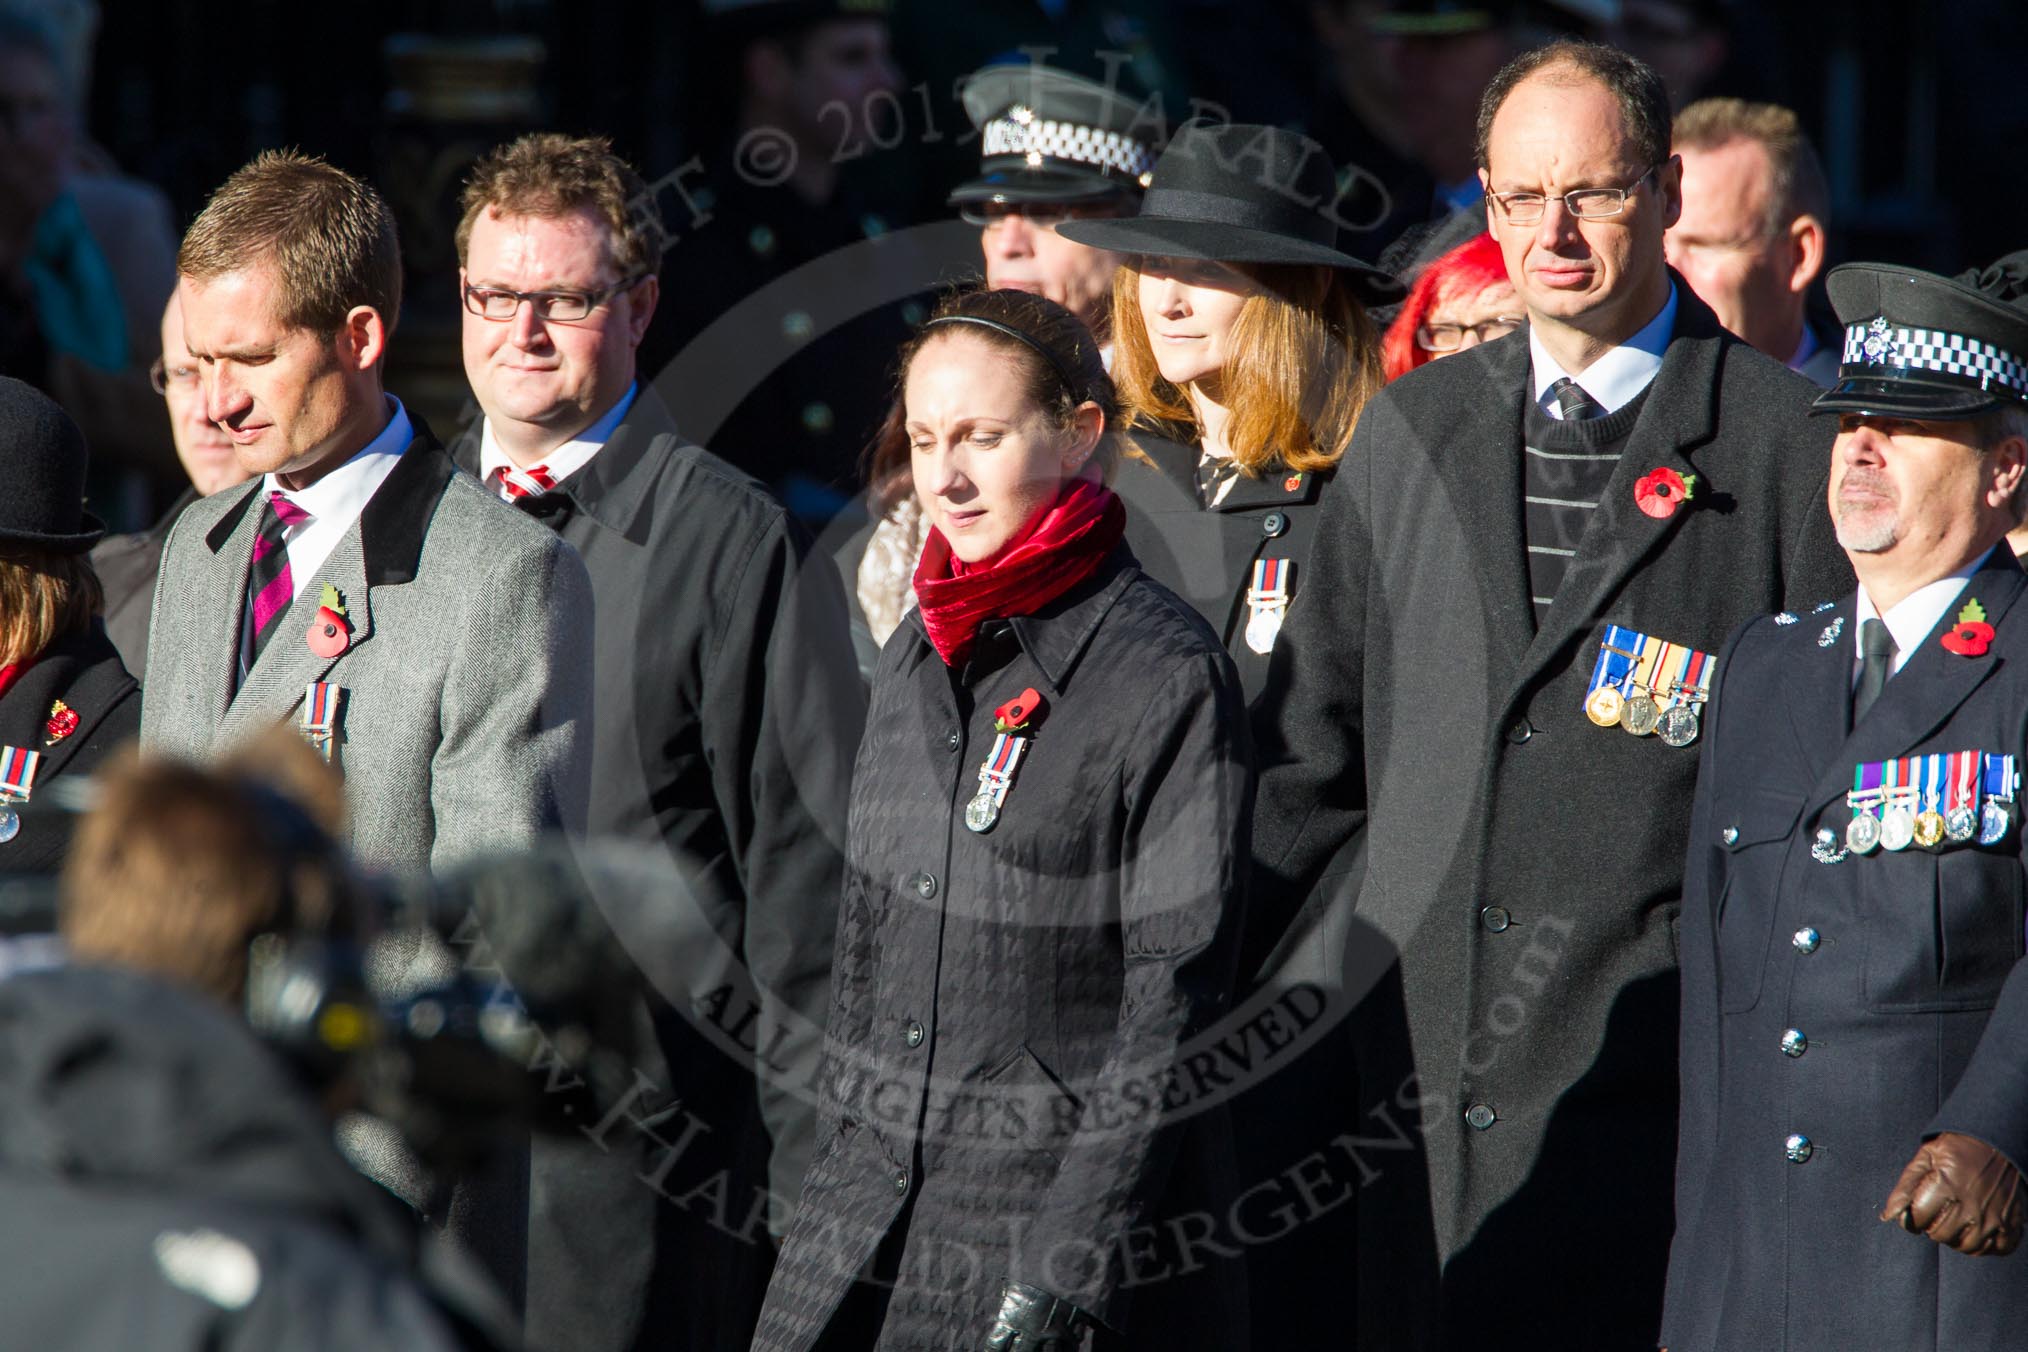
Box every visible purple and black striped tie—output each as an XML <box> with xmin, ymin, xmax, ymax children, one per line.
<box><xmin>242</xmin><ymin>491</ymin><xmax>311</xmax><ymax>676</ymax></box>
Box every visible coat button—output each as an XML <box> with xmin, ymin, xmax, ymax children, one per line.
<box><xmin>1781</xmin><ymin>1028</ymin><xmax>1809</xmax><ymax>1058</ymax></box>
<box><xmin>1792</xmin><ymin>927</ymin><xmax>1821</xmax><ymax>954</ymax></box>
<box><xmin>913</xmin><ymin>872</ymin><xmax>938</xmax><ymax>899</ymax></box>
<box><xmin>1260</xmin><ymin>512</ymin><xmax>1287</xmax><ymax>538</ymax></box>
<box><xmin>903</xmin><ymin>1019</ymin><xmax>925</xmax><ymax>1048</ymax></box>
<box><xmin>1481</xmin><ymin>906</ymin><xmax>1512</xmax><ymax>933</ymax></box>
<box><xmin>1785</xmin><ymin>1133</ymin><xmax>1813</xmax><ymax>1164</ymax></box>
<box><xmin>945</xmin><ymin>730</ymin><xmax>961</xmax><ymax>752</ymax></box>
<box><xmin>1721</xmin><ymin>826</ymin><xmax>1739</xmax><ymax>845</ymax></box>
<box><xmin>1506</xmin><ymin>718</ymin><xmax>1532</xmax><ymax>745</ymax></box>
<box><xmin>1465</xmin><ymin>1103</ymin><xmax>1496</xmax><ymax>1131</ymax></box>
<box><xmin>894</xmin><ymin>1170</ymin><xmax>910</xmax><ymax>1195</ymax></box>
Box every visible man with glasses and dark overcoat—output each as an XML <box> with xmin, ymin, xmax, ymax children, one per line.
<box><xmin>1250</xmin><ymin>39</ymin><xmax>1853</xmax><ymax>1348</ymax></box>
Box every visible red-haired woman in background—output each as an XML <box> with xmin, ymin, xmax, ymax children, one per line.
<box><xmin>1379</xmin><ymin>231</ymin><xmax>1523</xmax><ymax>381</ymax></box>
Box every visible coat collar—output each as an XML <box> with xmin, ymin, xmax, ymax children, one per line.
<box><xmin>0</xmin><ymin>626</ymin><xmax>136</xmax><ymax>780</ymax></box>
<box><xmin>899</xmin><ymin>547</ymin><xmax>1140</xmax><ymax>697</ymax></box>
<box><xmin>447</xmin><ymin>387</ymin><xmax>678</xmax><ymax>543</ymax></box>
<box><xmin>1797</xmin><ymin>546</ymin><xmax>2028</xmax><ymax>813</ymax></box>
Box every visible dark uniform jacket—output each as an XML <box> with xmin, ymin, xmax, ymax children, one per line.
<box><xmin>0</xmin><ymin>623</ymin><xmax>139</xmax><ymax>878</ymax></box>
<box><xmin>751</xmin><ymin>547</ymin><xmax>1253</xmax><ymax>1352</ymax></box>
<box><xmin>1252</xmin><ymin>286</ymin><xmax>1854</xmax><ymax>1348</ymax></box>
<box><xmin>0</xmin><ymin>965</ymin><xmax>512</xmax><ymax>1352</ymax></box>
<box><xmin>1113</xmin><ymin>443</ymin><xmax>1327</xmax><ymax>710</ymax></box>
<box><xmin>450</xmin><ymin>390</ymin><xmax>866</xmax><ymax>1352</ymax></box>
<box><xmin>91</xmin><ymin>486</ymin><xmax>197</xmax><ymax>677</ymax></box>
<box><xmin>1665</xmin><ymin>547</ymin><xmax>2028</xmax><ymax>1352</ymax></box>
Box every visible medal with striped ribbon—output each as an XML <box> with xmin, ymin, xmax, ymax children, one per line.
<box><xmin>1847</xmin><ymin>760</ymin><xmax>1885</xmax><ymax>854</ymax></box>
<box><xmin>0</xmin><ymin>745</ymin><xmax>41</xmax><ymax>845</ymax></box>
<box><xmin>300</xmin><ymin>682</ymin><xmax>341</xmax><ymax>763</ymax></box>
<box><xmin>1244</xmin><ymin>558</ymin><xmax>1292</xmax><ymax>655</ymax></box>
<box><xmin>1981</xmin><ymin>753</ymin><xmax>2018</xmax><ymax>846</ymax></box>
<box><xmin>964</xmin><ymin>731</ymin><xmax>1029</xmax><ymax>834</ymax></box>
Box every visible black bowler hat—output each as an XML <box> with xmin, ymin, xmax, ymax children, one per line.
<box><xmin>1056</xmin><ymin>122</ymin><xmax>1404</xmax><ymax>303</ymax></box>
<box><xmin>1811</xmin><ymin>262</ymin><xmax>2028</xmax><ymax>420</ymax></box>
<box><xmin>1366</xmin><ymin>0</ymin><xmax>1615</xmax><ymax>36</ymax></box>
<box><xmin>0</xmin><ymin>377</ymin><xmax>104</xmax><ymax>554</ymax></box>
<box><xmin>949</xmin><ymin>64</ymin><xmax>1159</xmax><ymax>209</ymax></box>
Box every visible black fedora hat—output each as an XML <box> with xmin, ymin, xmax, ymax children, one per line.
<box><xmin>1057</xmin><ymin>122</ymin><xmax>1403</xmax><ymax>302</ymax></box>
<box><xmin>949</xmin><ymin>63</ymin><xmax>1158</xmax><ymax>208</ymax></box>
<box><xmin>1812</xmin><ymin>262</ymin><xmax>2028</xmax><ymax>420</ymax></box>
<box><xmin>0</xmin><ymin>377</ymin><xmax>104</xmax><ymax>554</ymax></box>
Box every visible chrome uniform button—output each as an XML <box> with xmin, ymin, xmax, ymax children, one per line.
<box><xmin>1781</xmin><ymin>1029</ymin><xmax>1808</xmax><ymax>1058</ymax></box>
<box><xmin>1785</xmin><ymin>1133</ymin><xmax>1814</xmax><ymax>1164</ymax></box>
<box><xmin>1792</xmin><ymin>927</ymin><xmax>1821</xmax><ymax>954</ymax></box>
<box><xmin>1721</xmin><ymin>826</ymin><xmax>1739</xmax><ymax>845</ymax></box>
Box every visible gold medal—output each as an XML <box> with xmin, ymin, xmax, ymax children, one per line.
<box><xmin>1585</xmin><ymin>686</ymin><xmax>1625</xmax><ymax>727</ymax></box>
<box><xmin>1913</xmin><ymin>811</ymin><xmax>1946</xmax><ymax>849</ymax></box>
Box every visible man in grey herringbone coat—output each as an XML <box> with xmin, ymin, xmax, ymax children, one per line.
<box><xmin>140</xmin><ymin>151</ymin><xmax>590</xmax><ymax>878</ymax></box>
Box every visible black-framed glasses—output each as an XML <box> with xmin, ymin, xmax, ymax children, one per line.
<box><xmin>149</xmin><ymin>357</ymin><xmax>199</xmax><ymax>395</ymax></box>
<box><xmin>1414</xmin><ymin>315</ymin><xmax>1526</xmax><ymax>352</ymax></box>
<box><xmin>461</xmin><ymin>275</ymin><xmax>647</xmax><ymax>323</ymax></box>
<box><xmin>1488</xmin><ymin>163</ymin><xmax>1664</xmax><ymax>225</ymax></box>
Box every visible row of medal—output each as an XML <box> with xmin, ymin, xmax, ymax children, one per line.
<box><xmin>1583</xmin><ymin>625</ymin><xmax>1718</xmax><ymax>748</ymax></box>
<box><xmin>1842</xmin><ymin>751</ymin><xmax>2018</xmax><ymax>855</ymax></box>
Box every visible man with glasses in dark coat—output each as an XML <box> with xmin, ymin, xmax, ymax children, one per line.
<box><xmin>1251</xmin><ymin>39</ymin><xmax>1851</xmax><ymax>1348</ymax></box>
<box><xmin>448</xmin><ymin>132</ymin><xmax>865</xmax><ymax>1352</ymax></box>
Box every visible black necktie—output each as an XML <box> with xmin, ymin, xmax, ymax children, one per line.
<box><xmin>1549</xmin><ymin>376</ymin><xmax>1603</xmax><ymax>421</ymax></box>
<box><xmin>1853</xmin><ymin>618</ymin><xmax>1897</xmax><ymax>724</ymax></box>
<box><xmin>1196</xmin><ymin>452</ymin><xmax>1241</xmax><ymax>507</ymax></box>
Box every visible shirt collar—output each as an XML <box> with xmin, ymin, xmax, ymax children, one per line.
<box><xmin>265</xmin><ymin>396</ymin><xmax>411</xmax><ymax>524</ymax></box>
<box><xmin>477</xmin><ymin>382</ymin><xmax>639</xmax><ymax>489</ymax></box>
<box><xmin>1530</xmin><ymin>281</ymin><xmax>1678</xmax><ymax>417</ymax></box>
<box><xmin>1854</xmin><ymin>544</ymin><xmax>1997</xmax><ymax>674</ymax></box>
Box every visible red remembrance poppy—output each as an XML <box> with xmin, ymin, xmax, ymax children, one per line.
<box><xmin>1941</xmin><ymin>621</ymin><xmax>1995</xmax><ymax>657</ymax></box>
<box><xmin>44</xmin><ymin>701</ymin><xmax>78</xmax><ymax>744</ymax></box>
<box><xmin>306</xmin><ymin>606</ymin><xmax>351</xmax><ymax>659</ymax></box>
<box><xmin>1634</xmin><ymin>467</ymin><xmax>1698</xmax><ymax>520</ymax></box>
<box><xmin>994</xmin><ymin>687</ymin><xmax>1044</xmax><ymax>733</ymax></box>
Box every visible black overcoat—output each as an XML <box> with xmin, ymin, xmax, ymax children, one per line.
<box><xmin>751</xmin><ymin>547</ymin><xmax>1254</xmax><ymax>1352</ymax></box>
<box><xmin>0</xmin><ymin>623</ymin><xmax>139</xmax><ymax>878</ymax></box>
<box><xmin>1665</xmin><ymin>547</ymin><xmax>2028</xmax><ymax>1352</ymax></box>
<box><xmin>451</xmin><ymin>389</ymin><xmax>867</xmax><ymax>1352</ymax></box>
<box><xmin>1251</xmin><ymin>285</ymin><xmax>1856</xmax><ymax>1348</ymax></box>
<box><xmin>1113</xmin><ymin>443</ymin><xmax>1329</xmax><ymax>709</ymax></box>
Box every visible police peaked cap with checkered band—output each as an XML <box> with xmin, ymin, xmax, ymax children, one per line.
<box><xmin>1812</xmin><ymin>262</ymin><xmax>2028</xmax><ymax>419</ymax></box>
<box><xmin>949</xmin><ymin>64</ymin><xmax>1160</xmax><ymax>208</ymax></box>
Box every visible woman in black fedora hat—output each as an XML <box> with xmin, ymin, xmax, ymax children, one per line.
<box><xmin>0</xmin><ymin>376</ymin><xmax>139</xmax><ymax>881</ymax></box>
<box><xmin>1059</xmin><ymin>120</ymin><xmax>1399</xmax><ymax>707</ymax></box>
<box><xmin>1062</xmin><ymin>121</ymin><xmax>1400</xmax><ymax>1351</ymax></box>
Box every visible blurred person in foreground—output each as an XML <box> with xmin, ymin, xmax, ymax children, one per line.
<box><xmin>1380</xmin><ymin>229</ymin><xmax>1523</xmax><ymax>380</ymax></box>
<box><xmin>92</xmin><ymin>283</ymin><xmax>253</xmax><ymax>675</ymax></box>
<box><xmin>0</xmin><ymin>375</ymin><xmax>138</xmax><ymax>878</ymax></box>
<box><xmin>753</xmin><ymin>288</ymin><xmax>1251</xmax><ymax>1351</ymax></box>
<box><xmin>446</xmin><ymin>130</ymin><xmax>865</xmax><ymax>1352</ymax></box>
<box><xmin>1251</xmin><ymin>39</ymin><xmax>1852</xmax><ymax>1347</ymax></box>
<box><xmin>0</xmin><ymin>739</ymin><xmax>515</xmax><ymax>1351</ymax></box>
<box><xmin>141</xmin><ymin>150</ymin><xmax>591</xmax><ymax>877</ymax></box>
<box><xmin>1667</xmin><ymin>96</ymin><xmax>1836</xmax><ymax>385</ymax></box>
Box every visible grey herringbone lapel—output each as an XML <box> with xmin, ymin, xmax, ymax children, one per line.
<box><xmin>216</xmin><ymin>527</ymin><xmax>375</xmax><ymax>745</ymax></box>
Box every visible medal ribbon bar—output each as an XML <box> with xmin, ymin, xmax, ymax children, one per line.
<box><xmin>0</xmin><ymin>745</ymin><xmax>41</xmax><ymax>801</ymax></box>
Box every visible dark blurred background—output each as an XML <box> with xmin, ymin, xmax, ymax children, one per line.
<box><xmin>11</xmin><ymin>0</ymin><xmax>2020</xmax><ymax>527</ymax></box>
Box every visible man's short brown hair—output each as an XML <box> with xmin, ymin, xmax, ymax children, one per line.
<box><xmin>454</xmin><ymin>133</ymin><xmax>665</xmax><ymax>281</ymax></box>
<box><xmin>1674</xmin><ymin>97</ymin><xmax>1831</xmax><ymax>238</ymax></box>
<box><xmin>177</xmin><ymin>149</ymin><xmax>403</xmax><ymax>337</ymax></box>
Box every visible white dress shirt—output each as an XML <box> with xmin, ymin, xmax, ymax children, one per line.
<box><xmin>1852</xmin><ymin>546</ymin><xmax>1996</xmax><ymax>684</ymax></box>
<box><xmin>1530</xmin><ymin>282</ymin><xmax>1679</xmax><ymax>418</ymax></box>
<box><xmin>265</xmin><ymin>396</ymin><xmax>412</xmax><ymax>603</ymax></box>
<box><xmin>477</xmin><ymin>382</ymin><xmax>638</xmax><ymax>499</ymax></box>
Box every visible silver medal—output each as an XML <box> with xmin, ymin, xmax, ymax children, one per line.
<box><xmin>0</xmin><ymin>806</ymin><xmax>17</xmax><ymax>845</ymax></box>
<box><xmin>1245</xmin><ymin>605</ymin><xmax>1284</xmax><ymax>656</ymax></box>
<box><xmin>1846</xmin><ymin>811</ymin><xmax>1880</xmax><ymax>855</ymax></box>
<box><xmin>1946</xmin><ymin>806</ymin><xmax>1978</xmax><ymax>844</ymax></box>
<box><xmin>964</xmin><ymin>791</ymin><xmax>1000</xmax><ymax>834</ymax></box>
<box><xmin>1879</xmin><ymin>806</ymin><xmax>1916</xmax><ymax>852</ymax></box>
<box><xmin>1980</xmin><ymin>799</ymin><xmax>2012</xmax><ymax>847</ymax></box>
<box><xmin>1657</xmin><ymin>704</ymin><xmax>1700</xmax><ymax>748</ymax></box>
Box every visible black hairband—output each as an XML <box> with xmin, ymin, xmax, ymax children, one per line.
<box><xmin>920</xmin><ymin>314</ymin><xmax>1083</xmax><ymax>399</ymax></box>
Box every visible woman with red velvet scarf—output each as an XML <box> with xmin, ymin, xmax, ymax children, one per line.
<box><xmin>754</xmin><ymin>290</ymin><xmax>1253</xmax><ymax>1352</ymax></box>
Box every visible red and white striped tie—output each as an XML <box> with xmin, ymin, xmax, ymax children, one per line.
<box><xmin>496</xmin><ymin>463</ymin><xmax>557</xmax><ymax>501</ymax></box>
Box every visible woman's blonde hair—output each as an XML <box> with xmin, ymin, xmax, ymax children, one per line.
<box><xmin>0</xmin><ymin>551</ymin><xmax>102</xmax><ymax>666</ymax></box>
<box><xmin>1109</xmin><ymin>259</ymin><xmax>1384</xmax><ymax>475</ymax></box>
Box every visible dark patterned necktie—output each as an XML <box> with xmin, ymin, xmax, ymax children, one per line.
<box><xmin>242</xmin><ymin>491</ymin><xmax>311</xmax><ymax>679</ymax></box>
<box><xmin>1852</xmin><ymin>618</ymin><xmax>1897</xmax><ymax>724</ymax></box>
<box><xmin>1549</xmin><ymin>376</ymin><xmax>1603</xmax><ymax>421</ymax></box>
<box><xmin>1196</xmin><ymin>452</ymin><xmax>1241</xmax><ymax>507</ymax></box>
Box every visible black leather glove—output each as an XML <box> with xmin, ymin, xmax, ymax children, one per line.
<box><xmin>1880</xmin><ymin>1131</ymin><xmax>2026</xmax><ymax>1256</ymax></box>
<box><xmin>983</xmin><ymin>1280</ymin><xmax>1087</xmax><ymax>1351</ymax></box>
